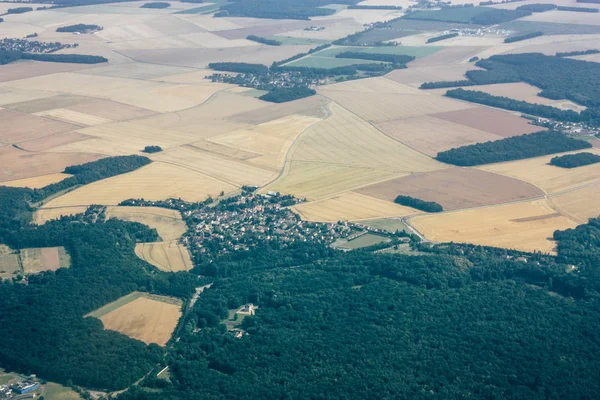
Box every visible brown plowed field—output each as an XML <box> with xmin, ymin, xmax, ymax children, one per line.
<box><xmin>0</xmin><ymin>61</ymin><xmax>87</xmax><ymax>83</ymax></box>
<box><xmin>432</xmin><ymin>107</ymin><xmax>542</xmax><ymax>137</ymax></box>
<box><xmin>0</xmin><ymin>109</ymin><xmax>78</xmax><ymax>144</ymax></box>
<box><xmin>15</xmin><ymin>131</ymin><xmax>94</xmax><ymax>152</ymax></box>
<box><xmin>228</xmin><ymin>95</ymin><xmax>330</xmax><ymax>125</ymax></box>
<box><xmin>356</xmin><ymin>168</ymin><xmax>544</xmax><ymax>211</ymax></box>
<box><xmin>67</xmin><ymin>99</ymin><xmax>156</xmax><ymax>121</ymax></box>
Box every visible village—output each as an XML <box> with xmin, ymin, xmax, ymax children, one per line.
<box><xmin>0</xmin><ymin>38</ymin><xmax>77</xmax><ymax>54</ymax></box>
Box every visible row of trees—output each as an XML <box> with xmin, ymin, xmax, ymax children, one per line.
<box><xmin>504</xmin><ymin>31</ymin><xmax>543</xmax><ymax>43</ymax></box>
<box><xmin>549</xmin><ymin>152</ymin><xmax>600</xmax><ymax>168</ymax></box>
<box><xmin>427</xmin><ymin>32</ymin><xmax>458</xmax><ymax>43</ymax></box>
<box><xmin>557</xmin><ymin>5</ymin><xmax>598</xmax><ymax>11</ymax></box>
<box><xmin>259</xmin><ymin>87</ymin><xmax>316</xmax><ymax>103</ymax></box>
<box><xmin>335</xmin><ymin>51</ymin><xmax>415</xmax><ymax>64</ymax></box>
<box><xmin>394</xmin><ymin>195</ymin><xmax>443</xmax><ymax>212</ymax></box>
<box><xmin>435</xmin><ymin>130</ymin><xmax>591</xmax><ymax>166</ymax></box>
<box><xmin>516</xmin><ymin>3</ymin><xmax>557</xmax><ymax>12</ymax></box>
<box><xmin>246</xmin><ymin>35</ymin><xmax>281</xmax><ymax>46</ymax></box>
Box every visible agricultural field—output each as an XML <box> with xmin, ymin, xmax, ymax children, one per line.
<box><xmin>86</xmin><ymin>291</ymin><xmax>183</xmax><ymax>346</ymax></box>
<box><xmin>479</xmin><ymin>149</ymin><xmax>600</xmax><ymax>194</ymax></box>
<box><xmin>357</xmin><ymin>168</ymin><xmax>544</xmax><ymax>211</ymax></box>
<box><xmin>34</xmin><ymin>108</ymin><xmax>114</xmax><ymax>126</ymax></box>
<box><xmin>33</xmin><ymin>206</ymin><xmax>89</xmax><ymax>225</ymax></box>
<box><xmin>0</xmin><ymin>109</ymin><xmax>78</xmax><ymax>144</ymax></box>
<box><xmin>332</xmin><ymin>233</ymin><xmax>392</xmax><ymax>250</ymax></box>
<box><xmin>2</xmin><ymin>173</ymin><xmax>70</xmax><ymax>189</ymax></box>
<box><xmin>356</xmin><ymin>218</ymin><xmax>410</xmax><ymax>233</ymax></box>
<box><xmin>20</xmin><ymin>247</ymin><xmax>71</xmax><ymax>274</ymax></box>
<box><xmin>105</xmin><ymin>206</ymin><xmax>187</xmax><ymax>241</ymax></box>
<box><xmin>0</xmin><ymin>245</ymin><xmax>21</xmax><ymax>280</ymax></box>
<box><xmin>549</xmin><ymin>183</ymin><xmax>600</xmax><ymax>224</ymax></box>
<box><xmin>410</xmin><ymin>200</ymin><xmax>578</xmax><ymax>253</ymax></box>
<box><xmin>135</xmin><ymin>241</ymin><xmax>193</xmax><ymax>272</ymax></box>
<box><xmin>292</xmin><ymin>191</ymin><xmax>419</xmax><ymax>222</ymax></box>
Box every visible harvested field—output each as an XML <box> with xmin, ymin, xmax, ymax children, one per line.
<box><xmin>549</xmin><ymin>184</ymin><xmax>600</xmax><ymax>224</ymax></box>
<box><xmin>374</xmin><ymin>115</ymin><xmax>502</xmax><ymax>156</ymax></box>
<box><xmin>432</xmin><ymin>107</ymin><xmax>542</xmax><ymax>137</ymax></box>
<box><xmin>0</xmin><ymin>60</ymin><xmax>87</xmax><ymax>83</ymax></box>
<box><xmin>41</xmin><ymin>162</ymin><xmax>236</xmax><ymax>207</ymax></box>
<box><xmin>479</xmin><ymin>149</ymin><xmax>600</xmax><ymax>194</ymax></box>
<box><xmin>411</xmin><ymin>199</ymin><xmax>578</xmax><ymax>253</ymax></box>
<box><xmin>284</xmin><ymin>56</ymin><xmax>375</xmax><ymax>69</ymax></box>
<box><xmin>449</xmin><ymin>82</ymin><xmax>587</xmax><ymax>112</ymax></box>
<box><xmin>35</xmin><ymin>108</ymin><xmax>113</xmax><ymax>126</ymax></box>
<box><xmin>318</xmin><ymin>89</ymin><xmax>474</xmax><ymax>122</ymax></box>
<box><xmin>153</xmin><ymin>147</ymin><xmax>276</xmax><ymax>186</ymax></box>
<box><xmin>264</xmin><ymin>161</ymin><xmax>406</xmax><ymax>200</ymax></box>
<box><xmin>292</xmin><ymin>191</ymin><xmax>419</xmax><ymax>222</ymax></box>
<box><xmin>521</xmin><ymin>10</ymin><xmax>600</xmax><ymax>26</ymax></box>
<box><xmin>387</xmin><ymin>64</ymin><xmax>481</xmax><ymax>88</ymax></box>
<box><xmin>208</xmin><ymin>114</ymin><xmax>321</xmax><ymax>170</ymax></box>
<box><xmin>0</xmin><ymin>245</ymin><xmax>20</xmax><ymax>280</ymax></box>
<box><xmin>0</xmin><ymin>109</ymin><xmax>78</xmax><ymax>145</ymax></box>
<box><xmin>288</xmin><ymin>102</ymin><xmax>445</xmax><ymax>172</ymax></box>
<box><xmin>33</xmin><ymin>206</ymin><xmax>89</xmax><ymax>225</ymax></box>
<box><xmin>77</xmin><ymin>63</ymin><xmax>196</xmax><ymax>80</ymax></box>
<box><xmin>0</xmin><ymin>87</ymin><xmax>57</xmax><ymax>106</ymax></box>
<box><xmin>228</xmin><ymin>94</ymin><xmax>330</xmax><ymax>125</ymax></box>
<box><xmin>186</xmin><ymin>141</ymin><xmax>261</xmax><ymax>161</ymax></box>
<box><xmin>356</xmin><ymin>167</ymin><xmax>544</xmax><ymax>211</ymax></box>
<box><xmin>66</xmin><ymin>99</ymin><xmax>156</xmax><ymax>121</ymax></box>
<box><xmin>88</xmin><ymin>292</ymin><xmax>182</xmax><ymax>346</ymax></box>
<box><xmin>332</xmin><ymin>233</ymin><xmax>392</xmax><ymax>250</ymax></box>
<box><xmin>20</xmin><ymin>247</ymin><xmax>71</xmax><ymax>274</ymax></box>
<box><xmin>591</xmin><ymin>139</ymin><xmax>600</xmax><ymax>148</ymax></box>
<box><xmin>409</xmin><ymin>46</ymin><xmax>483</xmax><ymax>67</ymax></box>
<box><xmin>2</xmin><ymin>173</ymin><xmax>70</xmax><ymax>189</ymax></box>
<box><xmin>105</xmin><ymin>206</ymin><xmax>186</xmax><ymax>241</ymax></box>
<box><xmin>356</xmin><ymin>218</ymin><xmax>409</xmax><ymax>233</ymax></box>
<box><xmin>0</xmin><ymin>146</ymin><xmax>102</xmax><ymax>182</ymax></box>
<box><xmin>320</xmin><ymin>76</ymin><xmax>423</xmax><ymax>94</ymax></box>
<box><xmin>3</xmin><ymin>94</ymin><xmax>92</xmax><ymax>114</ymax></box>
<box><xmin>135</xmin><ymin>241</ymin><xmax>193</xmax><ymax>272</ymax></box>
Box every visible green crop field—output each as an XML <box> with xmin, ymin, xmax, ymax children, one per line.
<box><xmin>358</xmin><ymin>218</ymin><xmax>409</xmax><ymax>233</ymax></box>
<box><xmin>334</xmin><ymin>233</ymin><xmax>391</xmax><ymax>250</ymax></box>
<box><xmin>405</xmin><ymin>7</ymin><xmax>496</xmax><ymax>23</ymax></box>
<box><xmin>285</xmin><ymin>56</ymin><xmax>376</xmax><ymax>69</ymax></box>
<box><xmin>500</xmin><ymin>20</ymin><xmax>600</xmax><ymax>35</ymax></box>
<box><xmin>315</xmin><ymin>45</ymin><xmax>441</xmax><ymax>59</ymax></box>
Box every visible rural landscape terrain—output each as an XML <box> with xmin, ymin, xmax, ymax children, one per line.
<box><xmin>1</xmin><ymin>0</ymin><xmax>600</xmax><ymax>398</ymax></box>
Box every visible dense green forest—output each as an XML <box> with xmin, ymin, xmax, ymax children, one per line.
<box><xmin>504</xmin><ymin>31</ymin><xmax>543</xmax><ymax>43</ymax></box>
<box><xmin>557</xmin><ymin>5</ymin><xmax>598</xmax><ymax>11</ymax></box>
<box><xmin>141</xmin><ymin>2</ymin><xmax>171</xmax><ymax>8</ymax></box>
<box><xmin>56</xmin><ymin>24</ymin><xmax>102</xmax><ymax>32</ymax></box>
<box><xmin>335</xmin><ymin>51</ymin><xmax>415</xmax><ymax>64</ymax></box>
<box><xmin>394</xmin><ymin>195</ymin><xmax>443</xmax><ymax>212</ymax></box>
<box><xmin>549</xmin><ymin>152</ymin><xmax>600</xmax><ymax>168</ymax></box>
<box><xmin>215</xmin><ymin>0</ymin><xmax>353</xmax><ymax>20</ymax></box>
<box><xmin>142</xmin><ymin>145</ymin><xmax>163</xmax><ymax>153</ymax></box>
<box><xmin>427</xmin><ymin>32</ymin><xmax>458</xmax><ymax>43</ymax></box>
<box><xmin>246</xmin><ymin>35</ymin><xmax>281</xmax><ymax>46</ymax></box>
<box><xmin>516</xmin><ymin>3</ymin><xmax>557</xmax><ymax>12</ymax></box>
<box><xmin>259</xmin><ymin>87</ymin><xmax>316</xmax><ymax>103</ymax></box>
<box><xmin>404</xmin><ymin>7</ymin><xmax>531</xmax><ymax>25</ymax></box>
<box><xmin>435</xmin><ymin>130</ymin><xmax>591</xmax><ymax>166</ymax></box>
<box><xmin>208</xmin><ymin>62</ymin><xmax>269</xmax><ymax>74</ymax></box>
<box><xmin>420</xmin><ymin>80</ymin><xmax>475</xmax><ymax>89</ymax></box>
<box><xmin>0</xmin><ymin>50</ymin><xmax>108</xmax><ymax>65</ymax></box>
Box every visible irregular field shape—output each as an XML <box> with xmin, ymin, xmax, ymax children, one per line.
<box><xmin>98</xmin><ymin>295</ymin><xmax>182</xmax><ymax>346</ymax></box>
<box><xmin>66</xmin><ymin>99</ymin><xmax>156</xmax><ymax>121</ymax></box>
<box><xmin>411</xmin><ymin>200</ymin><xmax>578</xmax><ymax>253</ymax></box>
<box><xmin>292</xmin><ymin>191</ymin><xmax>420</xmax><ymax>222</ymax></box>
<box><xmin>320</xmin><ymin>77</ymin><xmax>424</xmax><ymax>94</ymax></box>
<box><xmin>479</xmin><ymin>149</ymin><xmax>600</xmax><ymax>194</ymax></box>
<box><xmin>409</xmin><ymin>46</ymin><xmax>483</xmax><ymax>67</ymax></box>
<box><xmin>135</xmin><ymin>241</ymin><xmax>193</xmax><ymax>272</ymax></box>
<box><xmin>289</xmin><ymin>102</ymin><xmax>445</xmax><ymax>172</ymax></box>
<box><xmin>0</xmin><ymin>147</ymin><xmax>102</xmax><ymax>182</ymax></box>
<box><xmin>2</xmin><ymin>173</ymin><xmax>71</xmax><ymax>189</ymax></box>
<box><xmin>34</xmin><ymin>108</ymin><xmax>113</xmax><ymax>126</ymax></box>
<box><xmin>20</xmin><ymin>247</ymin><xmax>70</xmax><ymax>274</ymax></box>
<box><xmin>318</xmin><ymin>90</ymin><xmax>474</xmax><ymax>122</ymax></box>
<box><xmin>186</xmin><ymin>141</ymin><xmax>261</xmax><ymax>161</ymax></box>
<box><xmin>521</xmin><ymin>10</ymin><xmax>600</xmax><ymax>25</ymax></box>
<box><xmin>152</xmin><ymin>146</ymin><xmax>276</xmax><ymax>186</ymax></box>
<box><xmin>105</xmin><ymin>206</ymin><xmax>186</xmax><ymax>241</ymax></box>
<box><xmin>432</xmin><ymin>107</ymin><xmax>543</xmax><ymax>137</ymax></box>
<box><xmin>374</xmin><ymin>115</ymin><xmax>502</xmax><ymax>156</ymax></box>
<box><xmin>0</xmin><ymin>87</ymin><xmax>58</xmax><ymax>106</ymax></box>
<box><xmin>356</xmin><ymin>167</ymin><xmax>544</xmax><ymax>211</ymax></box>
<box><xmin>0</xmin><ymin>60</ymin><xmax>88</xmax><ymax>83</ymax></box>
<box><xmin>0</xmin><ymin>109</ymin><xmax>78</xmax><ymax>144</ymax></box>
<box><xmin>33</xmin><ymin>206</ymin><xmax>89</xmax><ymax>225</ymax></box>
<box><xmin>227</xmin><ymin>94</ymin><xmax>330</xmax><ymax>124</ymax></box>
<box><xmin>549</xmin><ymin>184</ymin><xmax>600</xmax><ymax>224</ymax></box>
<box><xmin>3</xmin><ymin>94</ymin><xmax>94</xmax><ymax>114</ymax></box>
<box><xmin>285</xmin><ymin>56</ymin><xmax>376</xmax><ymax>69</ymax></box>
<box><xmin>42</xmin><ymin>162</ymin><xmax>236</xmax><ymax>207</ymax></box>
<box><xmin>386</xmin><ymin>64</ymin><xmax>482</xmax><ymax>88</ymax></box>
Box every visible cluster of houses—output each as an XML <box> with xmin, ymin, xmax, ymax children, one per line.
<box><xmin>0</xmin><ymin>378</ymin><xmax>39</xmax><ymax>399</ymax></box>
<box><xmin>0</xmin><ymin>38</ymin><xmax>76</xmax><ymax>54</ymax></box>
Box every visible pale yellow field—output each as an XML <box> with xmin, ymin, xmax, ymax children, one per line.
<box><xmin>411</xmin><ymin>200</ymin><xmax>578</xmax><ymax>254</ymax></box>
<box><xmin>2</xmin><ymin>173</ymin><xmax>70</xmax><ymax>189</ymax></box>
<box><xmin>521</xmin><ymin>9</ymin><xmax>600</xmax><ymax>25</ymax></box>
<box><xmin>105</xmin><ymin>206</ymin><xmax>186</xmax><ymax>241</ymax></box>
<box><xmin>42</xmin><ymin>162</ymin><xmax>236</xmax><ymax>207</ymax></box>
<box><xmin>33</xmin><ymin>206</ymin><xmax>89</xmax><ymax>224</ymax></box>
<box><xmin>319</xmin><ymin>76</ymin><xmax>424</xmax><ymax>95</ymax></box>
<box><xmin>293</xmin><ymin>191</ymin><xmax>420</xmax><ymax>222</ymax></box>
<box><xmin>289</xmin><ymin>102</ymin><xmax>444</xmax><ymax>172</ymax></box>
<box><xmin>34</xmin><ymin>108</ymin><xmax>113</xmax><ymax>126</ymax></box>
<box><xmin>479</xmin><ymin>149</ymin><xmax>600</xmax><ymax>194</ymax></box>
<box><xmin>318</xmin><ymin>89</ymin><xmax>474</xmax><ymax>122</ymax></box>
<box><xmin>264</xmin><ymin>161</ymin><xmax>406</xmax><ymax>200</ymax></box>
<box><xmin>135</xmin><ymin>241</ymin><xmax>193</xmax><ymax>272</ymax></box>
<box><xmin>207</xmin><ymin>114</ymin><xmax>321</xmax><ymax>170</ymax></box>
<box><xmin>152</xmin><ymin>146</ymin><xmax>277</xmax><ymax>187</ymax></box>
<box><xmin>99</xmin><ymin>295</ymin><xmax>183</xmax><ymax>346</ymax></box>
<box><xmin>549</xmin><ymin>184</ymin><xmax>600</xmax><ymax>224</ymax></box>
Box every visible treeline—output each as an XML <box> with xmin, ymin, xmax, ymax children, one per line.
<box><xmin>6</xmin><ymin>7</ymin><xmax>32</xmax><ymax>14</ymax></box>
<box><xmin>208</xmin><ymin>62</ymin><xmax>269</xmax><ymax>74</ymax></box>
<box><xmin>33</xmin><ymin>155</ymin><xmax>151</xmax><ymax>202</ymax></box>
<box><xmin>504</xmin><ymin>31</ymin><xmax>543</xmax><ymax>43</ymax></box>
<box><xmin>556</xmin><ymin>49</ymin><xmax>600</xmax><ymax>57</ymax></box>
<box><xmin>271</xmin><ymin>43</ymin><xmax>331</xmax><ymax>67</ymax></box>
<box><xmin>0</xmin><ymin>50</ymin><xmax>107</xmax><ymax>65</ymax></box>
<box><xmin>446</xmin><ymin>88</ymin><xmax>583</xmax><ymax>121</ymax></box>
<box><xmin>56</xmin><ymin>24</ymin><xmax>102</xmax><ymax>32</ymax></box>
<box><xmin>259</xmin><ymin>87</ymin><xmax>316</xmax><ymax>103</ymax></box>
<box><xmin>246</xmin><ymin>35</ymin><xmax>281</xmax><ymax>46</ymax></box>
<box><xmin>577</xmin><ymin>0</ymin><xmax>600</xmax><ymax>3</ymax></box>
<box><xmin>420</xmin><ymin>80</ymin><xmax>475</xmax><ymax>89</ymax></box>
<box><xmin>335</xmin><ymin>51</ymin><xmax>415</xmax><ymax>64</ymax></box>
<box><xmin>516</xmin><ymin>3</ymin><xmax>557</xmax><ymax>12</ymax></box>
<box><xmin>549</xmin><ymin>152</ymin><xmax>600</xmax><ymax>168</ymax></box>
<box><xmin>347</xmin><ymin>4</ymin><xmax>401</xmax><ymax>9</ymax></box>
<box><xmin>404</xmin><ymin>7</ymin><xmax>531</xmax><ymax>25</ymax></box>
<box><xmin>427</xmin><ymin>32</ymin><xmax>459</xmax><ymax>43</ymax></box>
<box><xmin>141</xmin><ymin>2</ymin><xmax>171</xmax><ymax>8</ymax></box>
<box><xmin>435</xmin><ymin>130</ymin><xmax>591</xmax><ymax>166</ymax></box>
<box><xmin>215</xmin><ymin>0</ymin><xmax>348</xmax><ymax>20</ymax></box>
<box><xmin>394</xmin><ymin>195</ymin><xmax>443</xmax><ymax>212</ymax></box>
<box><xmin>557</xmin><ymin>5</ymin><xmax>599</xmax><ymax>11</ymax></box>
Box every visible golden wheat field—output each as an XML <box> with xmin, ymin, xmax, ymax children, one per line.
<box><xmin>410</xmin><ymin>200</ymin><xmax>578</xmax><ymax>254</ymax></box>
<box><xmin>549</xmin><ymin>184</ymin><xmax>600</xmax><ymax>224</ymax></box>
<box><xmin>33</xmin><ymin>206</ymin><xmax>89</xmax><ymax>224</ymax></box>
<box><xmin>41</xmin><ymin>162</ymin><xmax>236</xmax><ymax>207</ymax></box>
<box><xmin>135</xmin><ymin>241</ymin><xmax>193</xmax><ymax>272</ymax></box>
<box><xmin>479</xmin><ymin>149</ymin><xmax>600</xmax><ymax>194</ymax></box>
<box><xmin>2</xmin><ymin>173</ymin><xmax>70</xmax><ymax>189</ymax></box>
<box><xmin>105</xmin><ymin>206</ymin><xmax>187</xmax><ymax>242</ymax></box>
<box><xmin>293</xmin><ymin>191</ymin><xmax>420</xmax><ymax>222</ymax></box>
<box><xmin>34</xmin><ymin>108</ymin><xmax>113</xmax><ymax>126</ymax></box>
